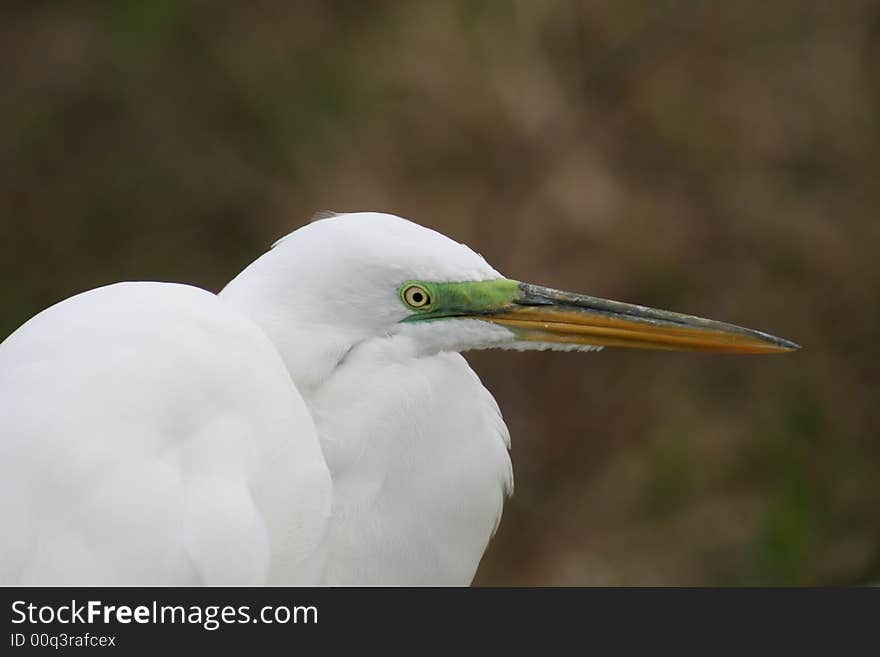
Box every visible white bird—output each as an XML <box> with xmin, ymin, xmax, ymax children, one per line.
<box><xmin>0</xmin><ymin>212</ymin><xmax>798</xmax><ymax>585</ymax></box>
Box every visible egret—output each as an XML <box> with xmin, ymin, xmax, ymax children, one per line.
<box><xmin>0</xmin><ymin>212</ymin><xmax>798</xmax><ymax>585</ymax></box>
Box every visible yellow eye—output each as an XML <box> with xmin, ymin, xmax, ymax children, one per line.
<box><xmin>402</xmin><ymin>284</ymin><xmax>432</xmax><ymax>309</ymax></box>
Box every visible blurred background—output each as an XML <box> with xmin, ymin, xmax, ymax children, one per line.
<box><xmin>1</xmin><ymin>1</ymin><xmax>878</xmax><ymax>585</ymax></box>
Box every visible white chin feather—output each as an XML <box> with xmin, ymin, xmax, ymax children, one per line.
<box><xmin>499</xmin><ymin>341</ymin><xmax>604</xmax><ymax>353</ymax></box>
<box><xmin>396</xmin><ymin>319</ymin><xmax>604</xmax><ymax>355</ymax></box>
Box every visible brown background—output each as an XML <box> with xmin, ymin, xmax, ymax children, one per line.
<box><xmin>2</xmin><ymin>1</ymin><xmax>878</xmax><ymax>584</ymax></box>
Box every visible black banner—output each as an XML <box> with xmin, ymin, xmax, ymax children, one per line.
<box><xmin>1</xmin><ymin>588</ymin><xmax>875</xmax><ymax>652</ymax></box>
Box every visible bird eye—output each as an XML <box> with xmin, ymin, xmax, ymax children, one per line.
<box><xmin>402</xmin><ymin>284</ymin><xmax>432</xmax><ymax>309</ymax></box>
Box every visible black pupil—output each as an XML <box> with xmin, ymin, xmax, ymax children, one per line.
<box><xmin>412</xmin><ymin>291</ymin><xmax>424</xmax><ymax>304</ymax></box>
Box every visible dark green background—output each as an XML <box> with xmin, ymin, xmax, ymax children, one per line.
<box><xmin>2</xmin><ymin>1</ymin><xmax>878</xmax><ymax>584</ymax></box>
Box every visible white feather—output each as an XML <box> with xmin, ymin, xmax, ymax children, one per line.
<box><xmin>0</xmin><ymin>212</ymin><xmax>599</xmax><ymax>585</ymax></box>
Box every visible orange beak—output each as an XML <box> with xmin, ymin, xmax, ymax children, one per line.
<box><xmin>483</xmin><ymin>283</ymin><xmax>800</xmax><ymax>354</ymax></box>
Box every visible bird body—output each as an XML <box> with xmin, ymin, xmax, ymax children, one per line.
<box><xmin>0</xmin><ymin>282</ymin><xmax>331</xmax><ymax>584</ymax></box>
<box><xmin>0</xmin><ymin>212</ymin><xmax>797</xmax><ymax>585</ymax></box>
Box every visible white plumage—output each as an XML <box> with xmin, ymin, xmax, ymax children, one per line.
<box><xmin>0</xmin><ymin>211</ymin><xmax>796</xmax><ymax>585</ymax></box>
<box><xmin>1</xmin><ymin>213</ymin><xmax>514</xmax><ymax>585</ymax></box>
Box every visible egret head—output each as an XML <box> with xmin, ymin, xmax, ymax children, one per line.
<box><xmin>222</xmin><ymin>212</ymin><xmax>798</xmax><ymax>389</ymax></box>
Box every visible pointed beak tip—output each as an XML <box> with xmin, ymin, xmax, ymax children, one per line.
<box><xmin>775</xmin><ymin>337</ymin><xmax>802</xmax><ymax>352</ymax></box>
